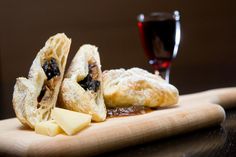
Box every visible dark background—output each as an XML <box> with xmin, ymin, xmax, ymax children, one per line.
<box><xmin>0</xmin><ymin>0</ymin><xmax>235</xmax><ymax>119</ymax></box>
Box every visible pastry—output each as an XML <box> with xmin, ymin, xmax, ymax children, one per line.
<box><xmin>103</xmin><ymin>68</ymin><xmax>179</xmax><ymax>108</ymax></box>
<box><xmin>60</xmin><ymin>44</ymin><xmax>106</xmax><ymax>122</ymax></box>
<box><xmin>12</xmin><ymin>33</ymin><xmax>71</xmax><ymax>128</ymax></box>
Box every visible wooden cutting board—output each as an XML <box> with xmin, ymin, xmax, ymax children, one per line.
<box><xmin>0</xmin><ymin>87</ymin><xmax>235</xmax><ymax>157</ymax></box>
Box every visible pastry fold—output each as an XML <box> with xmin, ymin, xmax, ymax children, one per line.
<box><xmin>60</xmin><ymin>44</ymin><xmax>106</xmax><ymax>122</ymax></box>
<box><xmin>12</xmin><ymin>33</ymin><xmax>71</xmax><ymax>128</ymax></box>
<box><xmin>103</xmin><ymin>68</ymin><xmax>179</xmax><ymax>108</ymax></box>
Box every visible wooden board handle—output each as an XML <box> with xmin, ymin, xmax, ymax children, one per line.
<box><xmin>180</xmin><ymin>87</ymin><xmax>236</xmax><ymax>109</ymax></box>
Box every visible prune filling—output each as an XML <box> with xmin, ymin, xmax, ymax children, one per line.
<box><xmin>107</xmin><ymin>106</ymin><xmax>152</xmax><ymax>117</ymax></box>
<box><xmin>37</xmin><ymin>84</ymin><xmax>47</xmax><ymax>105</ymax></box>
<box><xmin>42</xmin><ymin>58</ymin><xmax>60</xmax><ymax>80</ymax></box>
<box><xmin>37</xmin><ymin>57</ymin><xmax>60</xmax><ymax>104</ymax></box>
<box><xmin>78</xmin><ymin>63</ymin><xmax>100</xmax><ymax>92</ymax></box>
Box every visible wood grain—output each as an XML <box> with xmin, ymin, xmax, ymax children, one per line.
<box><xmin>0</xmin><ymin>87</ymin><xmax>236</xmax><ymax>156</ymax></box>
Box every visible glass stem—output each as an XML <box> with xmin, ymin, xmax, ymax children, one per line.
<box><xmin>155</xmin><ymin>67</ymin><xmax>170</xmax><ymax>83</ymax></box>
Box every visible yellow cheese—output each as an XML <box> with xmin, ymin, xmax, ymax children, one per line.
<box><xmin>52</xmin><ymin>107</ymin><xmax>92</xmax><ymax>135</ymax></box>
<box><xmin>35</xmin><ymin>120</ymin><xmax>63</xmax><ymax>137</ymax></box>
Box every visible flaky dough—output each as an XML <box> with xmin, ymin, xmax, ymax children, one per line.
<box><xmin>12</xmin><ymin>33</ymin><xmax>71</xmax><ymax>128</ymax></box>
<box><xmin>60</xmin><ymin>44</ymin><xmax>106</xmax><ymax>122</ymax></box>
<box><xmin>103</xmin><ymin>68</ymin><xmax>179</xmax><ymax>108</ymax></box>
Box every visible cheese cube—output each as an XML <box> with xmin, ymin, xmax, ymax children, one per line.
<box><xmin>35</xmin><ymin>120</ymin><xmax>63</xmax><ymax>136</ymax></box>
<box><xmin>51</xmin><ymin>107</ymin><xmax>92</xmax><ymax>135</ymax></box>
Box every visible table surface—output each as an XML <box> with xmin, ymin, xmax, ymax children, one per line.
<box><xmin>98</xmin><ymin>108</ymin><xmax>236</xmax><ymax>157</ymax></box>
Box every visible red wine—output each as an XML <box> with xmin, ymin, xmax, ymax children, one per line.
<box><xmin>138</xmin><ymin>19</ymin><xmax>176</xmax><ymax>71</ymax></box>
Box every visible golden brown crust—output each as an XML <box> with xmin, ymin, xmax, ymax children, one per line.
<box><xmin>103</xmin><ymin>68</ymin><xmax>179</xmax><ymax>108</ymax></box>
<box><xmin>12</xmin><ymin>33</ymin><xmax>71</xmax><ymax>128</ymax></box>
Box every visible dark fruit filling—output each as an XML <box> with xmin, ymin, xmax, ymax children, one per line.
<box><xmin>37</xmin><ymin>58</ymin><xmax>60</xmax><ymax>103</ymax></box>
<box><xmin>107</xmin><ymin>106</ymin><xmax>152</xmax><ymax>117</ymax></box>
<box><xmin>78</xmin><ymin>63</ymin><xmax>100</xmax><ymax>92</ymax></box>
<box><xmin>79</xmin><ymin>75</ymin><xmax>100</xmax><ymax>92</ymax></box>
<box><xmin>42</xmin><ymin>58</ymin><xmax>60</xmax><ymax>80</ymax></box>
<box><xmin>37</xmin><ymin>84</ymin><xmax>47</xmax><ymax>104</ymax></box>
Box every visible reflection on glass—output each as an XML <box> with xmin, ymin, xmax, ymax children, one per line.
<box><xmin>137</xmin><ymin>11</ymin><xmax>181</xmax><ymax>82</ymax></box>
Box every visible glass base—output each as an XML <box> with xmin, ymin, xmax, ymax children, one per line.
<box><xmin>155</xmin><ymin>68</ymin><xmax>170</xmax><ymax>83</ymax></box>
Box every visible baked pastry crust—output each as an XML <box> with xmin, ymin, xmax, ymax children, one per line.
<box><xmin>60</xmin><ymin>44</ymin><xmax>106</xmax><ymax>122</ymax></box>
<box><xmin>103</xmin><ymin>68</ymin><xmax>179</xmax><ymax>108</ymax></box>
<box><xmin>12</xmin><ymin>33</ymin><xmax>71</xmax><ymax>128</ymax></box>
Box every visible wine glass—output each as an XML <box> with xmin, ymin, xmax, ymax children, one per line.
<box><xmin>137</xmin><ymin>11</ymin><xmax>181</xmax><ymax>82</ymax></box>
